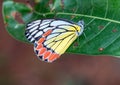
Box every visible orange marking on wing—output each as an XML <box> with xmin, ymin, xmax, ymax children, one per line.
<box><xmin>36</xmin><ymin>44</ymin><xmax>43</xmax><ymax>50</ymax></box>
<box><xmin>43</xmin><ymin>51</ymin><xmax>51</xmax><ymax>59</ymax></box>
<box><xmin>38</xmin><ymin>38</ymin><xmax>45</xmax><ymax>43</ymax></box>
<box><xmin>39</xmin><ymin>48</ymin><xmax>47</xmax><ymax>55</ymax></box>
<box><xmin>42</xmin><ymin>30</ymin><xmax>52</xmax><ymax>37</ymax></box>
<box><xmin>48</xmin><ymin>53</ymin><xmax>60</xmax><ymax>62</ymax></box>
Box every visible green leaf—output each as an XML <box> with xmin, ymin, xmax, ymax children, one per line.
<box><xmin>2</xmin><ymin>0</ymin><xmax>120</xmax><ymax>57</ymax></box>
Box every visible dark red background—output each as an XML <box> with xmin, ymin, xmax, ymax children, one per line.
<box><xmin>1</xmin><ymin>0</ymin><xmax>120</xmax><ymax>85</ymax></box>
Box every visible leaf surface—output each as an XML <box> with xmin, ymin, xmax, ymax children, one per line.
<box><xmin>2</xmin><ymin>0</ymin><xmax>120</xmax><ymax>56</ymax></box>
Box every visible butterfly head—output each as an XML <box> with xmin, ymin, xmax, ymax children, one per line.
<box><xmin>77</xmin><ymin>20</ymin><xmax>84</xmax><ymax>36</ymax></box>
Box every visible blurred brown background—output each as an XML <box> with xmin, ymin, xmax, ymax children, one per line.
<box><xmin>1</xmin><ymin>0</ymin><xmax>120</xmax><ymax>85</ymax></box>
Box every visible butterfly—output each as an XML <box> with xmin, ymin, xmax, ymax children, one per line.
<box><xmin>25</xmin><ymin>19</ymin><xmax>84</xmax><ymax>63</ymax></box>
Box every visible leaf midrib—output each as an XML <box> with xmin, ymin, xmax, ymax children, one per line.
<box><xmin>57</xmin><ymin>12</ymin><xmax>120</xmax><ymax>24</ymax></box>
<box><xmin>34</xmin><ymin>11</ymin><xmax>120</xmax><ymax>24</ymax></box>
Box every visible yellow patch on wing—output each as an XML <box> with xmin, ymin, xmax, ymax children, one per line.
<box><xmin>55</xmin><ymin>33</ymin><xmax>77</xmax><ymax>55</ymax></box>
<box><xmin>50</xmin><ymin>41</ymin><xmax>61</xmax><ymax>50</ymax></box>
<box><xmin>73</xmin><ymin>25</ymin><xmax>81</xmax><ymax>32</ymax></box>
<box><xmin>46</xmin><ymin>25</ymin><xmax>80</xmax><ymax>55</ymax></box>
<box><xmin>44</xmin><ymin>37</ymin><xmax>56</xmax><ymax>45</ymax></box>
<box><xmin>55</xmin><ymin>32</ymin><xmax>73</xmax><ymax>41</ymax></box>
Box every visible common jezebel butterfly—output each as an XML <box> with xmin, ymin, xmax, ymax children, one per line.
<box><xmin>25</xmin><ymin>19</ymin><xmax>84</xmax><ymax>63</ymax></box>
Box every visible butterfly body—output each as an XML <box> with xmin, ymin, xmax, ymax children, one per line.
<box><xmin>25</xmin><ymin>19</ymin><xmax>84</xmax><ymax>63</ymax></box>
